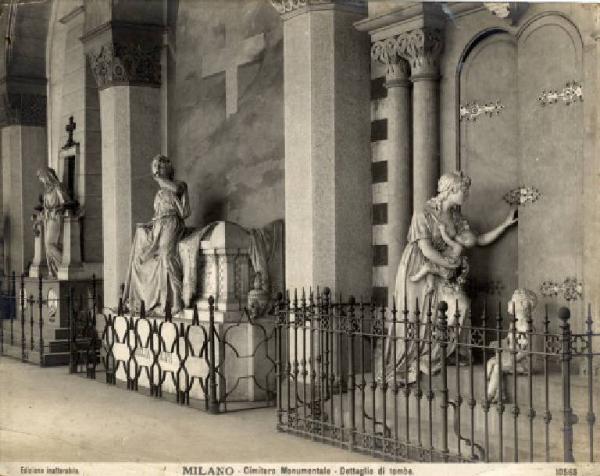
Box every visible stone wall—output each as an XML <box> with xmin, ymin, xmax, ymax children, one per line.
<box><xmin>47</xmin><ymin>0</ymin><xmax>103</xmax><ymax>263</ymax></box>
<box><xmin>168</xmin><ymin>0</ymin><xmax>284</xmax><ymax>229</ymax></box>
<box><xmin>439</xmin><ymin>3</ymin><xmax>598</xmax><ymax>332</ymax></box>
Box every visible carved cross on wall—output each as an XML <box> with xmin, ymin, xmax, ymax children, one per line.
<box><xmin>201</xmin><ymin>26</ymin><xmax>265</xmax><ymax>118</ymax></box>
<box><xmin>64</xmin><ymin>116</ymin><xmax>76</xmax><ymax>148</ymax></box>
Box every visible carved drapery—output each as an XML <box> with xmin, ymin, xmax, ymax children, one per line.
<box><xmin>2</xmin><ymin>93</ymin><xmax>47</xmax><ymax>127</ymax></box>
<box><xmin>86</xmin><ymin>41</ymin><xmax>161</xmax><ymax>89</ymax></box>
<box><xmin>371</xmin><ymin>28</ymin><xmax>443</xmax><ymax>78</ymax></box>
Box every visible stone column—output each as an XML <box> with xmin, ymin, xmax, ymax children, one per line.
<box><xmin>84</xmin><ymin>28</ymin><xmax>162</xmax><ymax>309</ymax></box>
<box><xmin>371</xmin><ymin>41</ymin><xmax>412</xmax><ymax>303</ymax></box>
<box><xmin>397</xmin><ymin>28</ymin><xmax>443</xmax><ymax>211</ymax></box>
<box><xmin>271</xmin><ymin>0</ymin><xmax>372</xmax><ymax>298</ymax></box>
<box><xmin>0</xmin><ymin>94</ymin><xmax>48</xmax><ymax>275</ymax></box>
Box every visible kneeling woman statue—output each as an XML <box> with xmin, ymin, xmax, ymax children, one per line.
<box><xmin>123</xmin><ymin>155</ymin><xmax>190</xmax><ymax>315</ymax></box>
<box><xmin>379</xmin><ymin>171</ymin><xmax>517</xmax><ymax>383</ymax></box>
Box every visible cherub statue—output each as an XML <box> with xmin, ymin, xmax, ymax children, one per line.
<box><xmin>486</xmin><ymin>288</ymin><xmax>537</xmax><ymax>402</ymax></box>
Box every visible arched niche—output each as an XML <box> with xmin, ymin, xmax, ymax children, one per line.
<box><xmin>458</xmin><ymin>29</ymin><xmax>519</xmax><ymax>319</ymax></box>
<box><xmin>516</xmin><ymin>13</ymin><xmax>584</xmax><ymax>331</ymax></box>
<box><xmin>457</xmin><ymin>13</ymin><xmax>585</xmax><ymax>331</ymax></box>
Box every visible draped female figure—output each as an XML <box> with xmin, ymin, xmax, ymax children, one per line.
<box><xmin>379</xmin><ymin>171</ymin><xmax>517</xmax><ymax>383</ymax></box>
<box><xmin>123</xmin><ymin>155</ymin><xmax>190</xmax><ymax>315</ymax></box>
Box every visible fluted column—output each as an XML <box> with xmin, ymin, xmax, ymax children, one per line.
<box><xmin>372</xmin><ymin>40</ymin><xmax>412</xmax><ymax>303</ymax></box>
<box><xmin>397</xmin><ymin>28</ymin><xmax>443</xmax><ymax>210</ymax></box>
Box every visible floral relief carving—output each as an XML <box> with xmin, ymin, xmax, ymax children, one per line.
<box><xmin>540</xmin><ymin>277</ymin><xmax>583</xmax><ymax>302</ymax></box>
<box><xmin>86</xmin><ymin>41</ymin><xmax>161</xmax><ymax>89</ymax></box>
<box><xmin>270</xmin><ymin>0</ymin><xmax>365</xmax><ymax>14</ymax></box>
<box><xmin>503</xmin><ymin>186</ymin><xmax>541</xmax><ymax>207</ymax></box>
<box><xmin>538</xmin><ymin>82</ymin><xmax>583</xmax><ymax>106</ymax></box>
<box><xmin>460</xmin><ymin>101</ymin><xmax>504</xmax><ymax>121</ymax></box>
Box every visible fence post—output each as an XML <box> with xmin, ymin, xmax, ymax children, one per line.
<box><xmin>68</xmin><ymin>288</ymin><xmax>75</xmax><ymax>373</ymax></box>
<box><xmin>348</xmin><ymin>295</ymin><xmax>356</xmax><ymax>451</ymax></box>
<box><xmin>275</xmin><ymin>292</ymin><xmax>284</xmax><ymax>430</ymax></box>
<box><xmin>438</xmin><ymin>301</ymin><xmax>449</xmax><ymax>463</ymax></box>
<box><xmin>559</xmin><ymin>307</ymin><xmax>576</xmax><ymax>463</ymax></box>
<box><xmin>38</xmin><ymin>274</ymin><xmax>44</xmax><ymax>366</ymax></box>
<box><xmin>20</xmin><ymin>273</ymin><xmax>25</xmax><ymax>361</ymax></box>
<box><xmin>10</xmin><ymin>271</ymin><xmax>15</xmax><ymax>346</ymax></box>
<box><xmin>92</xmin><ymin>274</ymin><xmax>97</xmax><ymax>317</ymax></box>
<box><xmin>585</xmin><ymin>304</ymin><xmax>595</xmax><ymax>462</ymax></box>
<box><xmin>208</xmin><ymin>295</ymin><xmax>219</xmax><ymax>414</ymax></box>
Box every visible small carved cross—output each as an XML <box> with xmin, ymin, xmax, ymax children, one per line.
<box><xmin>64</xmin><ymin>116</ymin><xmax>76</xmax><ymax>148</ymax></box>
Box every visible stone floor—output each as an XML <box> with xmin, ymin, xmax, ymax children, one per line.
<box><xmin>0</xmin><ymin>357</ymin><xmax>375</xmax><ymax>462</ymax></box>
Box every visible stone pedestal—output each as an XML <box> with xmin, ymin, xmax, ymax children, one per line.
<box><xmin>5</xmin><ymin>277</ymin><xmax>101</xmax><ymax>366</ymax></box>
<box><xmin>275</xmin><ymin>1</ymin><xmax>372</xmax><ymax>298</ymax></box>
<box><xmin>29</xmin><ymin>224</ymin><xmax>48</xmax><ymax>279</ymax></box>
<box><xmin>56</xmin><ymin>209</ymin><xmax>83</xmax><ymax>279</ymax></box>
<box><xmin>110</xmin><ymin>314</ymin><xmax>275</xmax><ymax>403</ymax></box>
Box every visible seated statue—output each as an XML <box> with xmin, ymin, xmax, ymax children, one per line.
<box><xmin>486</xmin><ymin>288</ymin><xmax>537</xmax><ymax>402</ymax></box>
<box><xmin>35</xmin><ymin>167</ymin><xmax>70</xmax><ymax>277</ymax></box>
<box><xmin>123</xmin><ymin>155</ymin><xmax>190</xmax><ymax>315</ymax></box>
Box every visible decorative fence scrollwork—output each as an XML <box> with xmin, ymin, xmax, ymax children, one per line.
<box><xmin>273</xmin><ymin>288</ymin><xmax>598</xmax><ymax>463</ymax></box>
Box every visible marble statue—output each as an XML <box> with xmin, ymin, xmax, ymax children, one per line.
<box><xmin>123</xmin><ymin>155</ymin><xmax>190</xmax><ymax>315</ymax></box>
<box><xmin>36</xmin><ymin>167</ymin><xmax>69</xmax><ymax>277</ymax></box>
<box><xmin>379</xmin><ymin>170</ymin><xmax>518</xmax><ymax>383</ymax></box>
<box><xmin>486</xmin><ymin>288</ymin><xmax>537</xmax><ymax>402</ymax></box>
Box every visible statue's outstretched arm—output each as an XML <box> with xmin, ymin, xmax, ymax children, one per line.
<box><xmin>476</xmin><ymin>207</ymin><xmax>518</xmax><ymax>246</ymax></box>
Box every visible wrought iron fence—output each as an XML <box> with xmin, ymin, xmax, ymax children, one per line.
<box><xmin>273</xmin><ymin>288</ymin><xmax>598</xmax><ymax>463</ymax></box>
<box><xmin>0</xmin><ymin>272</ymin><xmax>91</xmax><ymax>366</ymax></box>
<box><xmin>69</xmin><ymin>295</ymin><xmax>277</xmax><ymax>414</ymax></box>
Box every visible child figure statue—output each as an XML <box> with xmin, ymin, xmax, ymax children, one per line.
<box><xmin>410</xmin><ymin>223</ymin><xmax>477</xmax><ymax>294</ymax></box>
<box><xmin>486</xmin><ymin>288</ymin><xmax>537</xmax><ymax>402</ymax></box>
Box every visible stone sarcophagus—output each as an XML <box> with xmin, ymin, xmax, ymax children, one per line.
<box><xmin>108</xmin><ymin>220</ymin><xmax>284</xmax><ymax>403</ymax></box>
<box><xmin>178</xmin><ymin>220</ymin><xmax>284</xmax><ymax>321</ymax></box>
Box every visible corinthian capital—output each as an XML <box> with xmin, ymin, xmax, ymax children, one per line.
<box><xmin>372</xmin><ymin>28</ymin><xmax>443</xmax><ymax>79</ymax></box>
<box><xmin>396</xmin><ymin>28</ymin><xmax>443</xmax><ymax>78</ymax></box>
<box><xmin>270</xmin><ymin>0</ymin><xmax>365</xmax><ymax>15</ymax></box>
<box><xmin>371</xmin><ymin>39</ymin><xmax>410</xmax><ymax>84</ymax></box>
<box><xmin>86</xmin><ymin>41</ymin><xmax>161</xmax><ymax>90</ymax></box>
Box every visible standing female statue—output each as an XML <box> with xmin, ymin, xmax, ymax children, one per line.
<box><xmin>36</xmin><ymin>167</ymin><xmax>70</xmax><ymax>277</ymax></box>
<box><xmin>123</xmin><ymin>155</ymin><xmax>190</xmax><ymax>315</ymax></box>
<box><xmin>380</xmin><ymin>171</ymin><xmax>517</xmax><ymax>383</ymax></box>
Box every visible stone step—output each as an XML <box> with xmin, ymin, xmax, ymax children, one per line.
<box><xmin>55</xmin><ymin>328</ymin><xmax>70</xmax><ymax>340</ymax></box>
<box><xmin>48</xmin><ymin>340</ymin><xmax>70</xmax><ymax>353</ymax></box>
<box><xmin>1</xmin><ymin>342</ymin><xmax>70</xmax><ymax>366</ymax></box>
